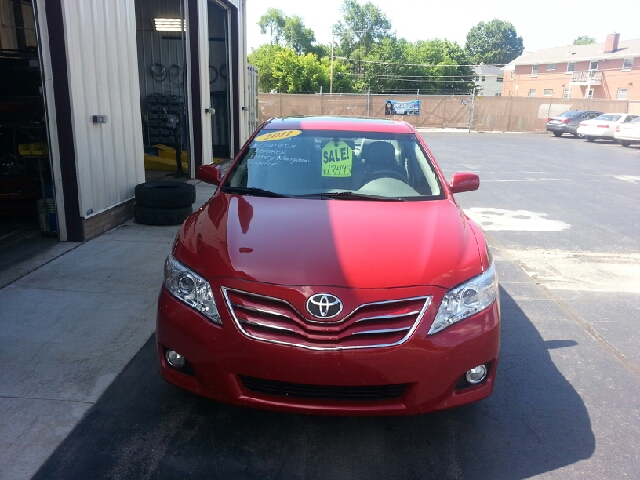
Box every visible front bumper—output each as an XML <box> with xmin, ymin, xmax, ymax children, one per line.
<box><xmin>614</xmin><ymin>133</ymin><xmax>640</xmax><ymax>142</ymax></box>
<box><xmin>156</xmin><ymin>283</ymin><xmax>500</xmax><ymax>416</ymax></box>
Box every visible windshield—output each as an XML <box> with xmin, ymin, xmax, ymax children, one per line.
<box><xmin>595</xmin><ymin>114</ymin><xmax>621</xmax><ymax>122</ymax></box>
<box><xmin>223</xmin><ymin>129</ymin><xmax>443</xmax><ymax>200</ymax></box>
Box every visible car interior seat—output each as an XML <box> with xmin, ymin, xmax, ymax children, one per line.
<box><xmin>359</xmin><ymin>141</ymin><xmax>407</xmax><ymax>185</ymax></box>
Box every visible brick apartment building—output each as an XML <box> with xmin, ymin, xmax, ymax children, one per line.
<box><xmin>502</xmin><ymin>33</ymin><xmax>640</xmax><ymax>101</ymax></box>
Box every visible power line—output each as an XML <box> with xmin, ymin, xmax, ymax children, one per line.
<box><xmin>334</xmin><ymin>56</ymin><xmax>504</xmax><ymax>68</ymax></box>
<box><xmin>374</xmin><ymin>74</ymin><xmax>477</xmax><ymax>79</ymax></box>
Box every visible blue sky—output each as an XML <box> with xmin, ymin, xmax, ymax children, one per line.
<box><xmin>246</xmin><ymin>0</ymin><xmax>640</xmax><ymax>54</ymax></box>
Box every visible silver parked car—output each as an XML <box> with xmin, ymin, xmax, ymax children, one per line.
<box><xmin>546</xmin><ymin>110</ymin><xmax>603</xmax><ymax>137</ymax></box>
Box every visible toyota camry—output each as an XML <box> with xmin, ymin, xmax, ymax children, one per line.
<box><xmin>156</xmin><ymin>116</ymin><xmax>500</xmax><ymax>415</ymax></box>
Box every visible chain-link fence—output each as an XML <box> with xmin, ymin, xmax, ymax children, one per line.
<box><xmin>258</xmin><ymin>93</ymin><xmax>640</xmax><ymax>133</ymax></box>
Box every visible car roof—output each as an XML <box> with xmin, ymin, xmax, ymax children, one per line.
<box><xmin>262</xmin><ymin>116</ymin><xmax>415</xmax><ymax>133</ymax></box>
<box><xmin>562</xmin><ymin>110</ymin><xmax>602</xmax><ymax>114</ymax></box>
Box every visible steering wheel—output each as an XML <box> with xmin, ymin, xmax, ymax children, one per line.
<box><xmin>361</xmin><ymin>169</ymin><xmax>407</xmax><ymax>185</ymax></box>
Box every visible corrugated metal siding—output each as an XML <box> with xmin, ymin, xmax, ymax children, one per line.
<box><xmin>0</xmin><ymin>0</ymin><xmax>37</xmax><ymax>49</ymax></box>
<box><xmin>61</xmin><ymin>0</ymin><xmax>144</xmax><ymax>217</ymax></box>
<box><xmin>135</xmin><ymin>0</ymin><xmax>187</xmax><ymax>103</ymax></box>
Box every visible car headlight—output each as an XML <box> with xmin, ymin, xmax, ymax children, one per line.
<box><xmin>164</xmin><ymin>254</ymin><xmax>221</xmax><ymax>324</ymax></box>
<box><xmin>428</xmin><ymin>264</ymin><xmax>498</xmax><ymax>335</ymax></box>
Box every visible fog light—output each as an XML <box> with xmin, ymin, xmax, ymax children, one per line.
<box><xmin>165</xmin><ymin>350</ymin><xmax>186</xmax><ymax>369</ymax></box>
<box><xmin>465</xmin><ymin>365</ymin><xmax>487</xmax><ymax>384</ymax></box>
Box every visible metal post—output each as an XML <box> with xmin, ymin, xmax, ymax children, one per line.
<box><xmin>330</xmin><ymin>34</ymin><xmax>334</xmax><ymax>94</ymax></box>
<box><xmin>367</xmin><ymin>88</ymin><xmax>370</xmax><ymax>116</ymax></box>
<box><xmin>467</xmin><ymin>87</ymin><xmax>476</xmax><ymax>133</ymax></box>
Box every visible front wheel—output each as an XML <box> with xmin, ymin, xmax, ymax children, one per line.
<box><xmin>586</xmin><ymin>136</ymin><xmax>596</xmax><ymax>142</ymax></box>
<box><xmin>620</xmin><ymin>140</ymin><xmax>631</xmax><ymax>147</ymax></box>
<box><xmin>552</xmin><ymin>132</ymin><xmax>562</xmax><ymax>137</ymax></box>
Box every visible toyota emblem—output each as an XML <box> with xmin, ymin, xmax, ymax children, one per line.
<box><xmin>306</xmin><ymin>293</ymin><xmax>343</xmax><ymax>319</ymax></box>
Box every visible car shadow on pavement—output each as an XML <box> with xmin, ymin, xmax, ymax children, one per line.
<box><xmin>34</xmin><ymin>287</ymin><xmax>594</xmax><ymax>480</ymax></box>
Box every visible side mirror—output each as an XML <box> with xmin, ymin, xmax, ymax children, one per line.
<box><xmin>198</xmin><ymin>164</ymin><xmax>222</xmax><ymax>186</ymax></box>
<box><xmin>449</xmin><ymin>172</ymin><xmax>479</xmax><ymax>194</ymax></box>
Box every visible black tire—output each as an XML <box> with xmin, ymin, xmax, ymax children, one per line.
<box><xmin>620</xmin><ymin>141</ymin><xmax>631</xmax><ymax>147</ymax></box>
<box><xmin>134</xmin><ymin>204</ymin><xmax>193</xmax><ymax>226</ymax></box>
<box><xmin>586</xmin><ymin>136</ymin><xmax>596</xmax><ymax>142</ymax></box>
<box><xmin>135</xmin><ymin>181</ymin><xmax>196</xmax><ymax>208</ymax></box>
<box><xmin>552</xmin><ymin>132</ymin><xmax>562</xmax><ymax>137</ymax></box>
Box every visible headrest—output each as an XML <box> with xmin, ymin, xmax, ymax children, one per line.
<box><xmin>361</xmin><ymin>141</ymin><xmax>396</xmax><ymax>167</ymax></box>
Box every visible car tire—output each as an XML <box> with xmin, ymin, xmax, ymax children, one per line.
<box><xmin>553</xmin><ymin>132</ymin><xmax>562</xmax><ymax>137</ymax></box>
<box><xmin>620</xmin><ymin>141</ymin><xmax>631</xmax><ymax>147</ymax></box>
<box><xmin>134</xmin><ymin>204</ymin><xmax>193</xmax><ymax>226</ymax></box>
<box><xmin>586</xmin><ymin>136</ymin><xmax>596</xmax><ymax>142</ymax></box>
<box><xmin>135</xmin><ymin>181</ymin><xmax>196</xmax><ymax>208</ymax></box>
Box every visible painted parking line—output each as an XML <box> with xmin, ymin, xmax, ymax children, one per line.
<box><xmin>465</xmin><ymin>208</ymin><xmax>570</xmax><ymax>232</ymax></box>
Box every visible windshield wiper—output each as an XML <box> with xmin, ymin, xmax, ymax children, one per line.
<box><xmin>221</xmin><ymin>186</ymin><xmax>289</xmax><ymax>198</ymax></box>
<box><xmin>292</xmin><ymin>192</ymin><xmax>405</xmax><ymax>201</ymax></box>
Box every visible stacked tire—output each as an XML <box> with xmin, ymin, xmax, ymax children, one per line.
<box><xmin>134</xmin><ymin>181</ymin><xmax>196</xmax><ymax>225</ymax></box>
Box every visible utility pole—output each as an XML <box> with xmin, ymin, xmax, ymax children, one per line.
<box><xmin>330</xmin><ymin>34</ymin><xmax>334</xmax><ymax>94</ymax></box>
<box><xmin>467</xmin><ymin>87</ymin><xmax>476</xmax><ymax>133</ymax></box>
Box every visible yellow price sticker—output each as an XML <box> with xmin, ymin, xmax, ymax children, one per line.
<box><xmin>254</xmin><ymin>130</ymin><xmax>302</xmax><ymax>142</ymax></box>
<box><xmin>322</xmin><ymin>140</ymin><xmax>352</xmax><ymax>177</ymax></box>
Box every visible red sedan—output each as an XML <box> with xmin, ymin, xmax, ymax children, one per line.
<box><xmin>156</xmin><ymin>116</ymin><xmax>500</xmax><ymax>415</ymax></box>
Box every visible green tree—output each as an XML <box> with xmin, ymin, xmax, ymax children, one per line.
<box><xmin>248</xmin><ymin>44</ymin><xmax>286</xmax><ymax>92</ymax></box>
<box><xmin>258</xmin><ymin>9</ymin><xmax>321</xmax><ymax>56</ymax></box>
<box><xmin>573</xmin><ymin>35</ymin><xmax>596</xmax><ymax>45</ymax></box>
<box><xmin>249</xmin><ymin>45</ymin><xmax>337</xmax><ymax>93</ymax></box>
<box><xmin>282</xmin><ymin>16</ymin><xmax>318</xmax><ymax>55</ymax></box>
<box><xmin>465</xmin><ymin>19</ymin><xmax>524</xmax><ymax>64</ymax></box>
<box><xmin>333</xmin><ymin>0</ymin><xmax>393</xmax><ymax>58</ymax></box>
<box><xmin>360</xmin><ymin>38</ymin><xmax>474</xmax><ymax>94</ymax></box>
<box><xmin>258</xmin><ymin>8</ymin><xmax>286</xmax><ymax>45</ymax></box>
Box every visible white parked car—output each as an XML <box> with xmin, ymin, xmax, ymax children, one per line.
<box><xmin>577</xmin><ymin>113</ymin><xmax>639</xmax><ymax>142</ymax></box>
<box><xmin>614</xmin><ymin>117</ymin><xmax>640</xmax><ymax>147</ymax></box>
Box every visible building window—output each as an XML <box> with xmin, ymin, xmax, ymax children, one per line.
<box><xmin>528</xmin><ymin>89</ymin><xmax>536</xmax><ymax>97</ymax></box>
<box><xmin>495</xmin><ymin>93</ymin><xmax>501</xmax><ymax>96</ymax></box>
<box><xmin>510</xmin><ymin>70</ymin><xmax>515</xmax><ymax>80</ymax></box>
<box><xmin>617</xmin><ymin>88</ymin><xmax>628</xmax><ymax>100</ymax></box>
<box><xmin>622</xmin><ymin>58</ymin><xmax>633</xmax><ymax>71</ymax></box>
<box><xmin>547</xmin><ymin>64</ymin><xmax>556</xmax><ymax>71</ymax></box>
<box><xmin>481</xmin><ymin>76</ymin><xmax>486</xmax><ymax>82</ymax></box>
<box><xmin>589</xmin><ymin>61</ymin><xmax>598</xmax><ymax>71</ymax></box>
<box><xmin>531</xmin><ymin>65</ymin><xmax>539</xmax><ymax>77</ymax></box>
<box><xmin>567</xmin><ymin>62</ymin><xmax>575</xmax><ymax>73</ymax></box>
<box><xmin>544</xmin><ymin>89</ymin><xmax>553</xmax><ymax>96</ymax></box>
<box><xmin>497</xmin><ymin>77</ymin><xmax>503</xmax><ymax>82</ymax></box>
<box><xmin>585</xmin><ymin>89</ymin><xmax>594</xmax><ymax>99</ymax></box>
<box><xmin>562</xmin><ymin>88</ymin><xmax>571</xmax><ymax>98</ymax></box>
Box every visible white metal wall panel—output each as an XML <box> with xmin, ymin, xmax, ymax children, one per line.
<box><xmin>237</xmin><ymin>0</ymin><xmax>249</xmax><ymax>145</ymax></box>
<box><xmin>185</xmin><ymin>0</ymin><xmax>212</xmax><ymax>170</ymax></box>
<box><xmin>61</xmin><ymin>0</ymin><xmax>144</xmax><ymax>217</ymax></box>
<box><xmin>33</xmin><ymin>0</ymin><xmax>67</xmax><ymax>240</ymax></box>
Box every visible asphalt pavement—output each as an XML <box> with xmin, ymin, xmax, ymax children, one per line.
<box><xmin>2</xmin><ymin>133</ymin><xmax>639</xmax><ymax>479</ymax></box>
<box><xmin>0</xmin><ymin>181</ymin><xmax>216</xmax><ymax>480</ymax></box>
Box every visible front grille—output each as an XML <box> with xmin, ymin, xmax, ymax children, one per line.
<box><xmin>222</xmin><ymin>288</ymin><xmax>431</xmax><ymax>350</ymax></box>
<box><xmin>240</xmin><ymin>376</ymin><xmax>407</xmax><ymax>401</ymax></box>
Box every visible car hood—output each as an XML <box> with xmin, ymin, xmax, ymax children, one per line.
<box><xmin>175</xmin><ymin>193</ymin><xmax>483</xmax><ymax>290</ymax></box>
